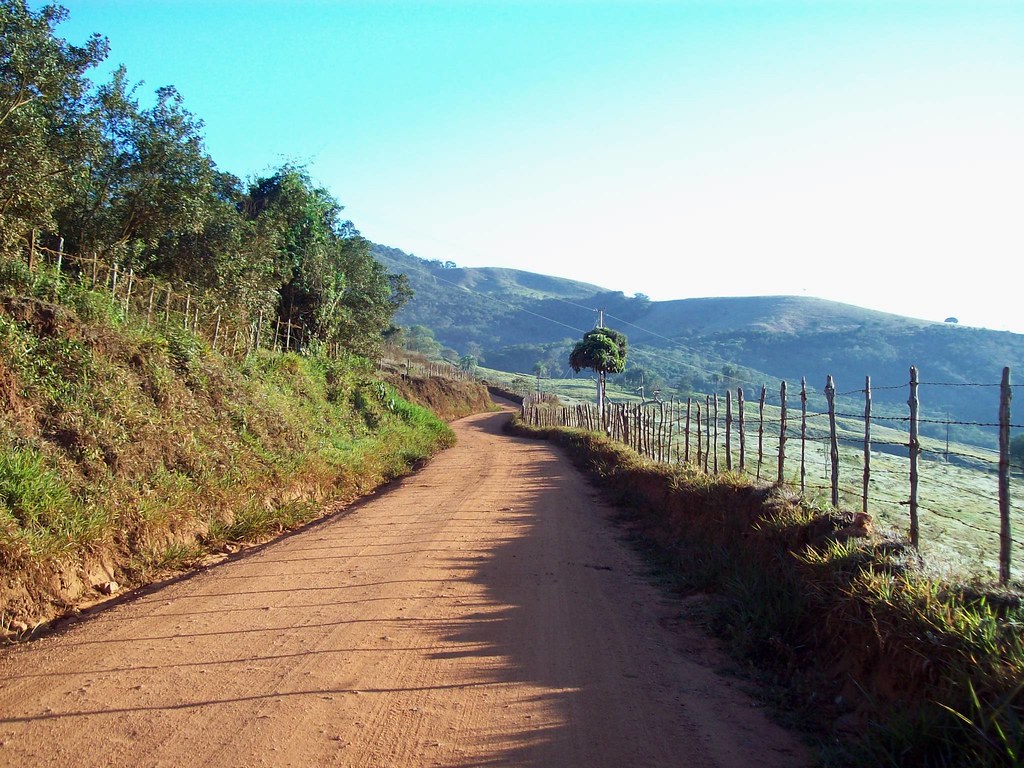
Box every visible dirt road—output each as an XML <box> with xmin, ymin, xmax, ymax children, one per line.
<box><xmin>0</xmin><ymin>409</ymin><xmax>812</xmax><ymax>767</ymax></box>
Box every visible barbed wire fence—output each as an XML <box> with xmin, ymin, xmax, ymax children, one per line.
<box><xmin>522</xmin><ymin>366</ymin><xmax>1020</xmax><ymax>585</ymax></box>
<box><xmin>13</xmin><ymin>235</ymin><xmax>471</xmax><ymax>384</ymax></box>
<box><xmin>377</xmin><ymin>345</ymin><xmax>474</xmax><ymax>382</ymax></box>
<box><xmin>20</xmin><ymin>239</ymin><xmax>309</xmax><ymax>357</ymax></box>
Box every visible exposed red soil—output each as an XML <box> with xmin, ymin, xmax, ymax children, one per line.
<box><xmin>0</xmin><ymin>408</ymin><xmax>811</xmax><ymax>767</ymax></box>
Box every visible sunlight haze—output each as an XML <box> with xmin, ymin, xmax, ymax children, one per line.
<box><xmin>56</xmin><ymin>0</ymin><xmax>1024</xmax><ymax>332</ymax></box>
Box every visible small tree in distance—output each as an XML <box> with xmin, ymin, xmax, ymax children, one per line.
<box><xmin>569</xmin><ymin>327</ymin><xmax>627</xmax><ymax>410</ymax></box>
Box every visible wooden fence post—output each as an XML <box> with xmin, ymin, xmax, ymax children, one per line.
<box><xmin>630</xmin><ymin>405</ymin><xmax>638</xmax><ymax>454</ymax></box>
<box><xmin>704</xmin><ymin>395</ymin><xmax>711</xmax><ymax>474</ymax></box>
<box><xmin>800</xmin><ymin>377</ymin><xmax>807</xmax><ymax>494</ymax></box>
<box><xmin>647</xmin><ymin>405</ymin><xmax>653</xmax><ymax>459</ymax></box>
<box><xmin>146</xmin><ymin>284</ymin><xmax>155</xmax><ymax>326</ymax></box>
<box><xmin>183</xmin><ymin>294</ymin><xmax>191</xmax><ymax>329</ymax></box>
<box><xmin>863</xmin><ymin>376</ymin><xmax>872</xmax><ymax>515</ymax></box>
<box><xmin>695</xmin><ymin>401</ymin><xmax>702</xmax><ymax>470</ymax></box>
<box><xmin>639</xmin><ymin>404</ymin><xmax>644</xmax><ymax>456</ymax></box>
<box><xmin>659</xmin><ymin>401</ymin><xmax>667</xmax><ymax>462</ymax></box>
<box><xmin>666</xmin><ymin>400</ymin><xmax>673</xmax><ymax>461</ymax></box>
<box><xmin>908</xmin><ymin>366</ymin><xmax>920</xmax><ymax>549</ymax></box>
<box><xmin>999</xmin><ymin>367</ymin><xmax>1012</xmax><ymax>584</ymax></box>
<box><xmin>124</xmin><ymin>269</ymin><xmax>134</xmax><ymax>315</ymax></box>
<box><xmin>757</xmin><ymin>385</ymin><xmax>766</xmax><ymax>480</ymax></box>
<box><xmin>637</xmin><ymin>405</ymin><xmax>642</xmax><ymax>453</ymax></box>
<box><xmin>713</xmin><ymin>394</ymin><xmax>720</xmax><ymax>473</ymax></box>
<box><xmin>647</xmin><ymin>405</ymin><xmax>652</xmax><ymax>459</ymax></box>
<box><xmin>213</xmin><ymin>310</ymin><xmax>222</xmax><ymax>351</ymax></box>
<box><xmin>91</xmin><ymin>254</ymin><xmax>99</xmax><ymax>288</ymax></box>
<box><xmin>826</xmin><ymin>375</ymin><xmax>839</xmax><ymax>507</ymax></box>
<box><xmin>778</xmin><ymin>381</ymin><xmax>787</xmax><ymax>485</ymax></box>
<box><xmin>725</xmin><ymin>391</ymin><xmax>733</xmax><ymax>472</ymax></box>
<box><xmin>685</xmin><ymin>397</ymin><xmax>692</xmax><ymax>464</ymax></box>
<box><xmin>56</xmin><ymin>237</ymin><xmax>64</xmax><ymax>273</ymax></box>
<box><xmin>636</xmin><ymin>403</ymin><xmax>643</xmax><ymax>453</ymax></box>
<box><xmin>655</xmin><ymin>404</ymin><xmax>660</xmax><ymax>460</ymax></box>
<box><xmin>737</xmin><ymin>388</ymin><xmax>745</xmax><ymax>473</ymax></box>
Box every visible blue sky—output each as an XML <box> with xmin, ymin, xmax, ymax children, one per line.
<box><xmin>56</xmin><ymin>1</ymin><xmax>1024</xmax><ymax>332</ymax></box>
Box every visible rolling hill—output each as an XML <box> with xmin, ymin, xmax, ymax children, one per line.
<box><xmin>373</xmin><ymin>244</ymin><xmax>1024</xmax><ymax>448</ymax></box>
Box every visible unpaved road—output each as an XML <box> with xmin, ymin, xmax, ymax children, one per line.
<box><xmin>0</xmin><ymin>409</ymin><xmax>811</xmax><ymax>767</ymax></box>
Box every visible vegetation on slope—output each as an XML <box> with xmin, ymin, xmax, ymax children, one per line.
<box><xmin>0</xmin><ymin>258</ymin><xmax>476</xmax><ymax>631</ymax></box>
<box><xmin>509</xmin><ymin>417</ymin><xmax>1024</xmax><ymax>767</ymax></box>
<box><xmin>0</xmin><ymin>2</ymin><xmax>501</xmax><ymax>634</ymax></box>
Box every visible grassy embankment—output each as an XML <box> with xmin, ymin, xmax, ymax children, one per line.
<box><xmin>509</xmin><ymin>414</ymin><xmax>1024</xmax><ymax>767</ymax></box>
<box><xmin>0</xmin><ymin>256</ymin><xmax>487</xmax><ymax>631</ymax></box>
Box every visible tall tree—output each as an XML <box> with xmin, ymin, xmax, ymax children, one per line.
<box><xmin>0</xmin><ymin>4</ymin><xmax>409</xmax><ymax>359</ymax></box>
<box><xmin>569</xmin><ymin>327</ymin><xmax>628</xmax><ymax>409</ymax></box>
<box><xmin>57</xmin><ymin>68</ymin><xmax>217</xmax><ymax>265</ymax></box>
<box><xmin>0</xmin><ymin>0</ymin><xmax>107</xmax><ymax>251</ymax></box>
<box><xmin>244</xmin><ymin>165</ymin><xmax>411</xmax><ymax>355</ymax></box>
<box><xmin>244</xmin><ymin>165</ymin><xmax>350</xmax><ymax>348</ymax></box>
<box><xmin>147</xmin><ymin>170</ymin><xmax>280</xmax><ymax>314</ymax></box>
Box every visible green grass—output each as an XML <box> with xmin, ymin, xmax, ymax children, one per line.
<box><xmin>0</xmin><ymin>254</ymin><xmax>461</xmax><ymax>625</ymax></box>
<box><xmin>0</xmin><ymin>447</ymin><xmax>109</xmax><ymax>556</ymax></box>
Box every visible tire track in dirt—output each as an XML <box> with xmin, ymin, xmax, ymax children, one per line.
<box><xmin>0</xmin><ymin>408</ymin><xmax>812</xmax><ymax>767</ymax></box>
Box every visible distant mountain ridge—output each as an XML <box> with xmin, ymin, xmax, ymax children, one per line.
<box><xmin>373</xmin><ymin>244</ymin><xmax>1024</xmax><ymax>447</ymax></box>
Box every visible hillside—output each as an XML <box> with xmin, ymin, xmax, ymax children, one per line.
<box><xmin>375</xmin><ymin>244</ymin><xmax>1024</xmax><ymax>447</ymax></box>
<box><xmin>0</xmin><ymin>257</ymin><xmax>495</xmax><ymax>629</ymax></box>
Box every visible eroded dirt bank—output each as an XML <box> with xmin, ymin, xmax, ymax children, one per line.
<box><xmin>0</xmin><ymin>409</ymin><xmax>810</xmax><ymax>767</ymax></box>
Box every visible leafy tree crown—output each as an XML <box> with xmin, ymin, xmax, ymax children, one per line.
<box><xmin>569</xmin><ymin>327</ymin><xmax>628</xmax><ymax>375</ymax></box>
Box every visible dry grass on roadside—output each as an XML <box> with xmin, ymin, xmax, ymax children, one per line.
<box><xmin>508</xmin><ymin>417</ymin><xmax>1024</xmax><ymax>767</ymax></box>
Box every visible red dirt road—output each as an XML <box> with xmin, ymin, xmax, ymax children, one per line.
<box><xmin>0</xmin><ymin>409</ymin><xmax>812</xmax><ymax>767</ymax></box>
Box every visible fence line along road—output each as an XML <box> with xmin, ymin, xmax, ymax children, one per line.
<box><xmin>14</xmin><ymin>240</ymin><xmax>473</xmax><ymax>386</ymax></box>
<box><xmin>522</xmin><ymin>366</ymin><xmax>1018</xmax><ymax>585</ymax></box>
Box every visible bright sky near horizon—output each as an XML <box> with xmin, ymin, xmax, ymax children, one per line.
<box><xmin>55</xmin><ymin>1</ymin><xmax>1024</xmax><ymax>333</ymax></box>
